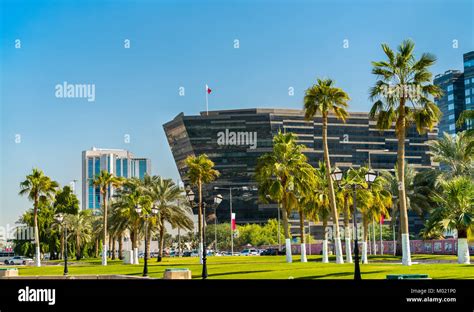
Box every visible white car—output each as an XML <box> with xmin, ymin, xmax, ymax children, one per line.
<box><xmin>5</xmin><ymin>256</ymin><xmax>34</xmax><ymax>265</ymax></box>
<box><xmin>240</xmin><ymin>249</ymin><xmax>259</xmax><ymax>256</ymax></box>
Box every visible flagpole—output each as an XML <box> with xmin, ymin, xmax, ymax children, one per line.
<box><xmin>205</xmin><ymin>84</ymin><xmax>209</xmax><ymax>116</ymax></box>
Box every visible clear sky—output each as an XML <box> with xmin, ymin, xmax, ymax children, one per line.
<box><xmin>1</xmin><ymin>0</ymin><xmax>473</xmax><ymax>228</ymax></box>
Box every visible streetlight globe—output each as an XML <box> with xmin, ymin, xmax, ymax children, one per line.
<box><xmin>365</xmin><ymin>169</ymin><xmax>377</xmax><ymax>184</ymax></box>
<box><xmin>331</xmin><ymin>167</ymin><xmax>343</xmax><ymax>182</ymax></box>
<box><xmin>214</xmin><ymin>194</ymin><xmax>223</xmax><ymax>205</ymax></box>
<box><xmin>55</xmin><ymin>213</ymin><xmax>64</xmax><ymax>223</ymax></box>
<box><xmin>187</xmin><ymin>190</ymin><xmax>195</xmax><ymax>202</ymax></box>
<box><xmin>151</xmin><ymin>205</ymin><xmax>159</xmax><ymax>215</ymax></box>
<box><xmin>134</xmin><ymin>204</ymin><xmax>142</xmax><ymax>215</ymax></box>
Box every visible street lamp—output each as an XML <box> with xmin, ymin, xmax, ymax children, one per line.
<box><xmin>134</xmin><ymin>204</ymin><xmax>158</xmax><ymax>277</ymax></box>
<box><xmin>54</xmin><ymin>213</ymin><xmax>68</xmax><ymax>276</ymax></box>
<box><xmin>332</xmin><ymin>167</ymin><xmax>377</xmax><ymax>280</ymax></box>
<box><xmin>214</xmin><ymin>194</ymin><xmax>223</xmax><ymax>252</ymax></box>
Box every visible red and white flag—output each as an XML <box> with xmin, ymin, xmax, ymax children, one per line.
<box><xmin>231</xmin><ymin>213</ymin><xmax>236</xmax><ymax>231</ymax></box>
<box><xmin>206</xmin><ymin>84</ymin><xmax>212</xmax><ymax>94</ymax></box>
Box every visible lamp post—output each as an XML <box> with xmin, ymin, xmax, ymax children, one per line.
<box><xmin>54</xmin><ymin>214</ymin><xmax>68</xmax><ymax>276</ymax></box>
<box><xmin>214</xmin><ymin>186</ymin><xmax>252</xmax><ymax>255</ymax></box>
<box><xmin>134</xmin><ymin>204</ymin><xmax>159</xmax><ymax>277</ymax></box>
<box><xmin>214</xmin><ymin>194</ymin><xmax>223</xmax><ymax>252</ymax></box>
<box><xmin>332</xmin><ymin>167</ymin><xmax>377</xmax><ymax>280</ymax></box>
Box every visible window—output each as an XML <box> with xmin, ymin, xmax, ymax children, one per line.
<box><xmin>472</xmin><ymin>78</ymin><xmax>474</xmax><ymax>83</ymax></box>
<box><xmin>448</xmin><ymin>104</ymin><xmax>454</xmax><ymax>110</ymax></box>
<box><xmin>447</xmin><ymin>85</ymin><xmax>453</xmax><ymax>92</ymax></box>
<box><xmin>465</xmin><ymin>60</ymin><xmax>473</xmax><ymax>68</ymax></box>
<box><xmin>467</xmin><ymin>89</ymin><xmax>471</xmax><ymax>96</ymax></box>
<box><xmin>467</xmin><ymin>98</ymin><xmax>472</xmax><ymax>104</ymax></box>
<box><xmin>466</xmin><ymin>79</ymin><xmax>471</xmax><ymax>85</ymax></box>
<box><xmin>447</xmin><ymin>94</ymin><xmax>454</xmax><ymax>101</ymax></box>
<box><xmin>448</xmin><ymin>114</ymin><xmax>455</xmax><ymax>120</ymax></box>
<box><xmin>449</xmin><ymin>124</ymin><xmax>455</xmax><ymax>131</ymax></box>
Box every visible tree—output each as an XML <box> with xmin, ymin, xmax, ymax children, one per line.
<box><xmin>256</xmin><ymin>132</ymin><xmax>316</xmax><ymax>263</ymax></box>
<box><xmin>53</xmin><ymin>186</ymin><xmax>79</xmax><ymax>259</ymax></box>
<box><xmin>304</xmin><ymin>78</ymin><xmax>350</xmax><ymax>264</ymax></box>
<box><xmin>427</xmin><ymin>176</ymin><xmax>474</xmax><ymax>264</ymax></box>
<box><xmin>427</xmin><ymin>131</ymin><xmax>473</xmax><ymax>179</ymax></box>
<box><xmin>457</xmin><ymin>109</ymin><xmax>474</xmax><ymax>139</ymax></box>
<box><xmin>369</xmin><ymin>40</ymin><xmax>442</xmax><ymax>265</ymax></box>
<box><xmin>146</xmin><ymin>177</ymin><xmax>193</xmax><ymax>262</ymax></box>
<box><xmin>66</xmin><ymin>210</ymin><xmax>93</xmax><ymax>260</ymax></box>
<box><xmin>185</xmin><ymin>154</ymin><xmax>220</xmax><ymax>261</ymax></box>
<box><xmin>305</xmin><ymin>162</ymin><xmax>332</xmax><ymax>263</ymax></box>
<box><xmin>19</xmin><ymin>168</ymin><xmax>59</xmax><ymax>266</ymax></box>
<box><xmin>92</xmin><ymin>170</ymin><xmax>123</xmax><ymax>266</ymax></box>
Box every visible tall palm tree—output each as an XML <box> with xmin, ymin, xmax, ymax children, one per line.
<box><xmin>256</xmin><ymin>132</ymin><xmax>316</xmax><ymax>263</ymax></box>
<box><xmin>66</xmin><ymin>210</ymin><xmax>93</xmax><ymax>260</ymax></box>
<box><xmin>428</xmin><ymin>131</ymin><xmax>473</xmax><ymax>178</ymax></box>
<box><xmin>428</xmin><ymin>176</ymin><xmax>474</xmax><ymax>264</ymax></box>
<box><xmin>19</xmin><ymin>168</ymin><xmax>59</xmax><ymax>266</ymax></box>
<box><xmin>304</xmin><ymin>78</ymin><xmax>350</xmax><ymax>264</ymax></box>
<box><xmin>53</xmin><ymin>185</ymin><xmax>80</xmax><ymax>259</ymax></box>
<box><xmin>147</xmin><ymin>177</ymin><xmax>194</xmax><ymax>262</ymax></box>
<box><xmin>305</xmin><ymin>162</ymin><xmax>332</xmax><ymax>263</ymax></box>
<box><xmin>92</xmin><ymin>170</ymin><xmax>123</xmax><ymax>266</ymax></box>
<box><xmin>185</xmin><ymin>154</ymin><xmax>220</xmax><ymax>261</ymax></box>
<box><xmin>369</xmin><ymin>39</ymin><xmax>442</xmax><ymax>265</ymax></box>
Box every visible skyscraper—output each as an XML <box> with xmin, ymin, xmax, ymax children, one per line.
<box><xmin>434</xmin><ymin>51</ymin><xmax>474</xmax><ymax>136</ymax></box>
<box><xmin>81</xmin><ymin>147</ymin><xmax>151</xmax><ymax>211</ymax></box>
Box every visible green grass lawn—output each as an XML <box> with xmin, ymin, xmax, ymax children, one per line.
<box><xmin>6</xmin><ymin>254</ymin><xmax>473</xmax><ymax>279</ymax></box>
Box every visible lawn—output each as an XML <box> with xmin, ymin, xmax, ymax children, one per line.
<box><xmin>7</xmin><ymin>255</ymin><xmax>474</xmax><ymax>279</ymax></box>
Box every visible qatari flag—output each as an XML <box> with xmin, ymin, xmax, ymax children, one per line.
<box><xmin>231</xmin><ymin>213</ymin><xmax>236</xmax><ymax>230</ymax></box>
<box><xmin>381</xmin><ymin>214</ymin><xmax>385</xmax><ymax>224</ymax></box>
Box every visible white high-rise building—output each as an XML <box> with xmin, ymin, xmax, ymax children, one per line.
<box><xmin>81</xmin><ymin>147</ymin><xmax>151</xmax><ymax>211</ymax></box>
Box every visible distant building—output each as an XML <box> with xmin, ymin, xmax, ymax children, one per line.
<box><xmin>81</xmin><ymin>147</ymin><xmax>151</xmax><ymax>211</ymax></box>
<box><xmin>434</xmin><ymin>51</ymin><xmax>474</xmax><ymax>136</ymax></box>
<box><xmin>164</xmin><ymin>108</ymin><xmax>438</xmax><ymax>237</ymax></box>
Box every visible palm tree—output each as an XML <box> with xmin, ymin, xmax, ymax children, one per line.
<box><xmin>369</xmin><ymin>39</ymin><xmax>442</xmax><ymax>265</ymax></box>
<box><xmin>66</xmin><ymin>210</ymin><xmax>93</xmax><ymax>260</ymax></box>
<box><xmin>185</xmin><ymin>154</ymin><xmax>220</xmax><ymax>261</ymax></box>
<box><xmin>428</xmin><ymin>176</ymin><xmax>474</xmax><ymax>264</ymax></box>
<box><xmin>305</xmin><ymin>162</ymin><xmax>332</xmax><ymax>263</ymax></box>
<box><xmin>256</xmin><ymin>132</ymin><xmax>316</xmax><ymax>263</ymax></box>
<box><xmin>53</xmin><ymin>185</ymin><xmax>80</xmax><ymax>259</ymax></box>
<box><xmin>335</xmin><ymin>171</ymin><xmax>354</xmax><ymax>263</ymax></box>
<box><xmin>457</xmin><ymin>110</ymin><xmax>474</xmax><ymax>138</ymax></box>
<box><xmin>92</xmin><ymin>170</ymin><xmax>123</xmax><ymax>266</ymax></box>
<box><xmin>147</xmin><ymin>177</ymin><xmax>194</xmax><ymax>262</ymax></box>
<box><xmin>304</xmin><ymin>78</ymin><xmax>350</xmax><ymax>264</ymax></box>
<box><xmin>19</xmin><ymin>168</ymin><xmax>59</xmax><ymax>266</ymax></box>
<box><xmin>427</xmin><ymin>131</ymin><xmax>473</xmax><ymax>178</ymax></box>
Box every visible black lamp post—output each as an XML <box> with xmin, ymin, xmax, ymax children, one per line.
<box><xmin>135</xmin><ymin>204</ymin><xmax>159</xmax><ymax>277</ymax></box>
<box><xmin>332</xmin><ymin>167</ymin><xmax>377</xmax><ymax>280</ymax></box>
<box><xmin>54</xmin><ymin>214</ymin><xmax>68</xmax><ymax>276</ymax></box>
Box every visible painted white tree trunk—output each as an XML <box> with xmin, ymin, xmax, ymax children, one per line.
<box><xmin>361</xmin><ymin>241</ymin><xmax>368</xmax><ymax>264</ymax></box>
<box><xmin>134</xmin><ymin>247</ymin><xmax>139</xmax><ymax>264</ymax></box>
<box><xmin>345</xmin><ymin>227</ymin><xmax>353</xmax><ymax>263</ymax></box>
<box><xmin>285</xmin><ymin>238</ymin><xmax>292</xmax><ymax>263</ymax></box>
<box><xmin>35</xmin><ymin>246</ymin><xmax>41</xmax><ymax>267</ymax></box>
<box><xmin>401</xmin><ymin>234</ymin><xmax>412</xmax><ymax>266</ymax></box>
<box><xmin>322</xmin><ymin>240</ymin><xmax>329</xmax><ymax>263</ymax></box>
<box><xmin>102</xmin><ymin>244</ymin><xmax>107</xmax><ymax>266</ymax></box>
<box><xmin>199</xmin><ymin>242</ymin><xmax>203</xmax><ymax>264</ymax></box>
<box><xmin>457</xmin><ymin>238</ymin><xmax>470</xmax><ymax>264</ymax></box>
<box><xmin>334</xmin><ymin>237</ymin><xmax>344</xmax><ymax>264</ymax></box>
<box><xmin>128</xmin><ymin>249</ymin><xmax>134</xmax><ymax>264</ymax></box>
<box><xmin>300</xmin><ymin>244</ymin><xmax>307</xmax><ymax>262</ymax></box>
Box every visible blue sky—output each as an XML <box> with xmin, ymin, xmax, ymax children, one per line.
<box><xmin>1</xmin><ymin>0</ymin><xmax>473</xmax><ymax>228</ymax></box>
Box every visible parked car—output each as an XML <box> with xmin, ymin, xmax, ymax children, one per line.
<box><xmin>260</xmin><ymin>248</ymin><xmax>281</xmax><ymax>256</ymax></box>
<box><xmin>240</xmin><ymin>249</ymin><xmax>259</xmax><ymax>256</ymax></box>
<box><xmin>5</xmin><ymin>256</ymin><xmax>34</xmax><ymax>265</ymax></box>
<box><xmin>182</xmin><ymin>251</ymin><xmax>192</xmax><ymax>257</ymax></box>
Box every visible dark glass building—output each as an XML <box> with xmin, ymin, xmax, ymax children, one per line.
<box><xmin>463</xmin><ymin>51</ymin><xmax>474</xmax><ymax>130</ymax></box>
<box><xmin>163</xmin><ymin>108</ymin><xmax>438</xmax><ymax>236</ymax></box>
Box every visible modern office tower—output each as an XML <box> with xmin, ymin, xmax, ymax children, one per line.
<box><xmin>434</xmin><ymin>51</ymin><xmax>474</xmax><ymax>136</ymax></box>
<box><xmin>463</xmin><ymin>51</ymin><xmax>474</xmax><ymax>130</ymax></box>
<box><xmin>81</xmin><ymin>147</ymin><xmax>151</xmax><ymax>211</ymax></box>
<box><xmin>164</xmin><ymin>108</ymin><xmax>438</xmax><ymax>237</ymax></box>
<box><xmin>434</xmin><ymin>70</ymin><xmax>465</xmax><ymax>136</ymax></box>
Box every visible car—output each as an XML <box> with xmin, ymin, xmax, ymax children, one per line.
<box><xmin>260</xmin><ymin>248</ymin><xmax>281</xmax><ymax>256</ymax></box>
<box><xmin>182</xmin><ymin>251</ymin><xmax>192</xmax><ymax>257</ymax></box>
<box><xmin>190</xmin><ymin>250</ymin><xmax>199</xmax><ymax>257</ymax></box>
<box><xmin>240</xmin><ymin>248</ymin><xmax>259</xmax><ymax>256</ymax></box>
<box><xmin>5</xmin><ymin>256</ymin><xmax>34</xmax><ymax>265</ymax></box>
